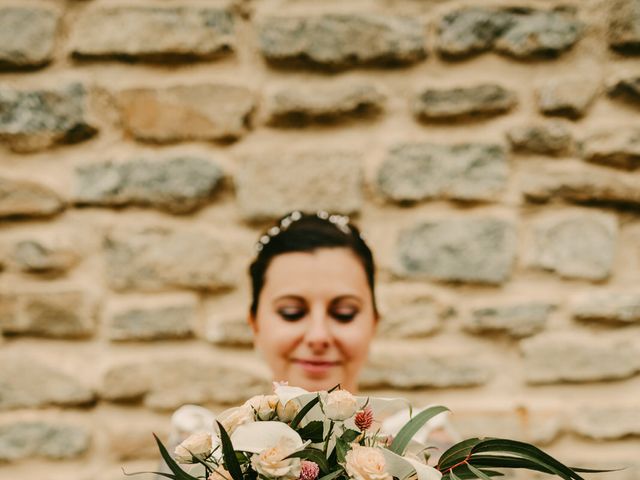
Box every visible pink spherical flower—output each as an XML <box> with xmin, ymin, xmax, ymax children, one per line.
<box><xmin>354</xmin><ymin>406</ymin><xmax>374</xmax><ymax>431</ymax></box>
<box><xmin>299</xmin><ymin>460</ymin><xmax>320</xmax><ymax>480</ymax></box>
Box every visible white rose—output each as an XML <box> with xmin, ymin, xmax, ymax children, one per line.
<box><xmin>245</xmin><ymin>394</ymin><xmax>279</xmax><ymax>421</ymax></box>
<box><xmin>321</xmin><ymin>390</ymin><xmax>358</xmax><ymax>421</ymax></box>
<box><xmin>174</xmin><ymin>432</ymin><xmax>213</xmax><ymax>463</ymax></box>
<box><xmin>345</xmin><ymin>445</ymin><xmax>392</xmax><ymax>480</ymax></box>
<box><xmin>209</xmin><ymin>466</ymin><xmax>233</xmax><ymax>480</ymax></box>
<box><xmin>276</xmin><ymin>399</ymin><xmax>301</xmax><ymax>423</ymax></box>
<box><xmin>250</xmin><ymin>437</ymin><xmax>301</xmax><ymax>480</ymax></box>
<box><xmin>218</xmin><ymin>405</ymin><xmax>254</xmax><ymax>435</ymax></box>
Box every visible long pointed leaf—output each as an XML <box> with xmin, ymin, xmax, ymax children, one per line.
<box><xmin>317</xmin><ymin>470</ymin><xmax>344</xmax><ymax>480</ymax></box>
<box><xmin>122</xmin><ymin>467</ymin><xmax>178</xmax><ymax>480</ymax></box>
<box><xmin>467</xmin><ymin>463</ymin><xmax>495</xmax><ymax>480</ymax></box>
<box><xmin>438</xmin><ymin>438</ymin><xmax>483</xmax><ymax>470</ymax></box>
<box><xmin>470</xmin><ymin>454</ymin><xmax>555</xmax><ymax>474</ymax></box>
<box><xmin>153</xmin><ymin>434</ymin><xmax>200</xmax><ymax>480</ymax></box>
<box><xmin>217</xmin><ymin>421</ymin><xmax>244</xmax><ymax>480</ymax></box>
<box><xmin>286</xmin><ymin>447</ymin><xmax>330</xmax><ymax>474</ymax></box>
<box><xmin>389</xmin><ymin>406</ymin><xmax>449</xmax><ymax>455</ymax></box>
<box><xmin>291</xmin><ymin>395</ymin><xmax>320</xmax><ymax>429</ymax></box>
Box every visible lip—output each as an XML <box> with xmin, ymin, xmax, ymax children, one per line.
<box><xmin>292</xmin><ymin>359</ymin><xmax>341</xmax><ymax>376</ymax></box>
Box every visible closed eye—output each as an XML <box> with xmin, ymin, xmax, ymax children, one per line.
<box><xmin>332</xmin><ymin>310</ymin><xmax>357</xmax><ymax>323</ymax></box>
<box><xmin>278</xmin><ymin>309</ymin><xmax>306</xmax><ymax>321</ymax></box>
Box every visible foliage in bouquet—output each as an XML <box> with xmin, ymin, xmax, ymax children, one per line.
<box><xmin>130</xmin><ymin>384</ymin><xmax>610</xmax><ymax>480</ymax></box>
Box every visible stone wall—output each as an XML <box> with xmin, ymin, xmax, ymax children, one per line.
<box><xmin>1</xmin><ymin>0</ymin><xmax>639</xmax><ymax>479</ymax></box>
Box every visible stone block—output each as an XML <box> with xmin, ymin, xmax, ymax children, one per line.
<box><xmin>117</xmin><ymin>84</ymin><xmax>254</xmax><ymax>143</ymax></box>
<box><xmin>266</xmin><ymin>82</ymin><xmax>385</xmax><ymax>126</ymax></box>
<box><xmin>71</xmin><ymin>7</ymin><xmax>235</xmax><ymax>61</ymax></box>
<box><xmin>360</xmin><ymin>349</ymin><xmax>491</xmax><ymax>389</ymax></box>
<box><xmin>0</xmin><ymin>354</ymin><xmax>94</xmax><ymax>409</ymax></box>
<box><xmin>572</xmin><ymin>406</ymin><xmax>640</xmax><ymax>439</ymax></box>
<box><xmin>396</xmin><ymin>217</ymin><xmax>516</xmax><ymax>285</ymax></box>
<box><xmin>520</xmin><ymin>333</ymin><xmax>640</xmax><ymax>384</ymax></box>
<box><xmin>1</xmin><ymin>290</ymin><xmax>95</xmax><ymax>338</ymax></box>
<box><xmin>105</xmin><ymin>227</ymin><xmax>233</xmax><ymax>292</ymax></box>
<box><xmin>437</xmin><ymin>8</ymin><xmax>581</xmax><ymax>59</ymax></box>
<box><xmin>507</xmin><ymin>121</ymin><xmax>573</xmax><ymax>156</ymax></box>
<box><xmin>206</xmin><ymin>310</ymin><xmax>254</xmax><ymax>347</ymax></box>
<box><xmin>521</xmin><ymin>163</ymin><xmax>640</xmax><ymax>208</ymax></box>
<box><xmin>582</xmin><ymin>128</ymin><xmax>640</xmax><ymax>170</ymax></box>
<box><xmin>536</xmin><ymin>77</ymin><xmax>600</xmax><ymax>119</ymax></box>
<box><xmin>0</xmin><ymin>7</ymin><xmax>59</xmax><ymax>69</ymax></box>
<box><xmin>413</xmin><ymin>84</ymin><xmax>516</xmax><ymax>122</ymax></box>
<box><xmin>0</xmin><ymin>177</ymin><xmax>65</xmax><ymax>219</ymax></box>
<box><xmin>608</xmin><ymin>0</ymin><xmax>640</xmax><ymax>54</ymax></box>
<box><xmin>0</xmin><ymin>422</ymin><xmax>90</xmax><ymax>461</ymax></box>
<box><xmin>75</xmin><ymin>156</ymin><xmax>223</xmax><ymax>214</ymax></box>
<box><xmin>377</xmin><ymin>295</ymin><xmax>449</xmax><ymax>339</ymax></box>
<box><xmin>107</xmin><ymin>419</ymin><xmax>169</xmax><ymax>460</ymax></box>
<box><xmin>571</xmin><ymin>290</ymin><xmax>640</xmax><ymax>324</ymax></box>
<box><xmin>377</xmin><ymin>142</ymin><xmax>508</xmax><ymax>203</ymax></box>
<box><xmin>235</xmin><ymin>150</ymin><xmax>362</xmax><ymax>221</ymax></box>
<box><xmin>0</xmin><ymin>83</ymin><xmax>97</xmax><ymax>153</ymax></box>
<box><xmin>10</xmin><ymin>238</ymin><xmax>79</xmax><ymax>274</ymax></box>
<box><xmin>608</xmin><ymin>74</ymin><xmax>640</xmax><ymax>106</ymax></box>
<box><xmin>258</xmin><ymin>14</ymin><xmax>426</xmax><ymax>69</ymax></box>
<box><xmin>465</xmin><ymin>302</ymin><xmax>555</xmax><ymax>338</ymax></box>
<box><xmin>108</xmin><ymin>301</ymin><xmax>196</xmax><ymax>341</ymax></box>
<box><xmin>101</xmin><ymin>358</ymin><xmax>269</xmax><ymax>409</ymax></box>
<box><xmin>528</xmin><ymin>210</ymin><xmax>617</xmax><ymax>281</ymax></box>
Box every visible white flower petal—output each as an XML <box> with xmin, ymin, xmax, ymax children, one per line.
<box><xmin>230</xmin><ymin>421</ymin><xmax>304</xmax><ymax>453</ymax></box>
<box><xmin>378</xmin><ymin>448</ymin><xmax>442</xmax><ymax>480</ymax></box>
<box><xmin>405</xmin><ymin>457</ymin><xmax>443</xmax><ymax>480</ymax></box>
<box><xmin>274</xmin><ymin>385</ymin><xmax>310</xmax><ymax>406</ymax></box>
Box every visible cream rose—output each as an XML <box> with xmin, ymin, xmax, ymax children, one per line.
<box><xmin>174</xmin><ymin>432</ymin><xmax>213</xmax><ymax>463</ymax></box>
<box><xmin>245</xmin><ymin>394</ymin><xmax>279</xmax><ymax>421</ymax></box>
<box><xmin>250</xmin><ymin>437</ymin><xmax>302</xmax><ymax>480</ymax></box>
<box><xmin>321</xmin><ymin>390</ymin><xmax>358</xmax><ymax>421</ymax></box>
<box><xmin>344</xmin><ymin>445</ymin><xmax>392</xmax><ymax>480</ymax></box>
<box><xmin>218</xmin><ymin>405</ymin><xmax>254</xmax><ymax>435</ymax></box>
<box><xmin>276</xmin><ymin>399</ymin><xmax>301</xmax><ymax>423</ymax></box>
<box><xmin>209</xmin><ymin>466</ymin><xmax>233</xmax><ymax>480</ymax></box>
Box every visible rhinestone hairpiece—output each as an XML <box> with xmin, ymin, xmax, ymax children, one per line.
<box><xmin>254</xmin><ymin>210</ymin><xmax>355</xmax><ymax>252</ymax></box>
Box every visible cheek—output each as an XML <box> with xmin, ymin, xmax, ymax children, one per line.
<box><xmin>255</xmin><ymin>316</ymin><xmax>303</xmax><ymax>359</ymax></box>
<box><xmin>336</xmin><ymin>321</ymin><xmax>375</xmax><ymax>361</ymax></box>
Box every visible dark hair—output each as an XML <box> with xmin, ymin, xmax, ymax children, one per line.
<box><xmin>248</xmin><ymin>211</ymin><xmax>377</xmax><ymax>317</ymax></box>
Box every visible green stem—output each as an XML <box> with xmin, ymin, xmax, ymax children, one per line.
<box><xmin>324</xmin><ymin>421</ymin><xmax>335</xmax><ymax>455</ymax></box>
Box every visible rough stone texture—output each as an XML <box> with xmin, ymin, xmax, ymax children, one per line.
<box><xmin>0</xmin><ymin>422</ymin><xmax>90</xmax><ymax>461</ymax></box>
<box><xmin>571</xmin><ymin>290</ymin><xmax>640</xmax><ymax>324</ymax></box>
<box><xmin>582</xmin><ymin>128</ymin><xmax>640</xmax><ymax>170</ymax></box>
<box><xmin>0</xmin><ymin>83</ymin><xmax>97</xmax><ymax>153</ymax></box>
<box><xmin>437</xmin><ymin>8</ymin><xmax>582</xmax><ymax>59</ymax></box>
<box><xmin>413</xmin><ymin>84</ymin><xmax>516</xmax><ymax>122</ymax></box>
<box><xmin>0</xmin><ymin>178</ymin><xmax>65</xmax><ymax>219</ymax></box>
<box><xmin>377</xmin><ymin>297</ymin><xmax>449</xmax><ymax>339</ymax></box>
<box><xmin>10</xmin><ymin>238</ymin><xmax>79</xmax><ymax>274</ymax></box>
<box><xmin>396</xmin><ymin>217</ymin><xmax>516</xmax><ymax>285</ymax></box>
<box><xmin>608</xmin><ymin>0</ymin><xmax>640</xmax><ymax>54</ymax></box>
<box><xmin>520</xmin><ymin>333</ymin><xmax>640</xmax><ymax>384</ymax></box>
<box><xmin>235</xmin><ymin>151</ymin><xmax>362</xmax><ymax>221</ymax></box>
<box><xmin>377</xmin><ymin>143</ymin><xmax>508</xmax><ymax>203</ymax></box>
<box><xmin>266</xmin><ymin>82</ymin><xmax>385</xmax><ymax>126</ymax></box>
<box><xmin>108</xmin><ymin>302</ymin><xmax>196</xmax><ymax>341</ymax></box>
<box><xmin>75</xmin><ymin>156</ymin><xmax>224</xmax><ymax>214</ymax></box>
<box><xmin>0</xmin><ymin>355</ymin><xmax>94</xmax><ymax>409</ymax></box>
<box><xmin>572</xmin><ymin>406</ymin><xmax>640</xmax><ymax>440</ymax></box>
<box><xmin>536</xmin><ymin>77</ymin><xmax>600</xmax><ymax>119</ymax></box>
<box><xmin>104</xmin><ymin>227</ymin><xmax>233</xmax><ymax>292</ymax></box>
<box><xmin>465</xmin><ymin>302</ymin><xmax>555</xmax><ymax>338</ymax></box>
<box><xmin>360</xmin><ymin>350</ymin><xmax>491</xmax><ymax>388</ymax></box>
<box><xmin>71</xmin><ymin>7</ymin><xmax>235</xmax><ymax>61</ymax></box>
<box><xmin>102</xmin><ymin>359</ymin><xmax>269</xmax><ymax>409</ymax></box>
<box><xmin>258</xmin><ymin>14</ymin><xmax>426</xmax><ymax>69</ymax></box>
<box><xmin>117</xmin><ymin>85</ymin><xmax>254</xmax><ymax>143</ymax></box>
<box><xmin>0</xmin><ymin>291</ymin><xmax>95</xmax><ymax>338</ymax></box>
<box><xmin>507</xmin><ymin>121</ymin><xmax>573</xmax><ymax>156</ymax></box>
<box><xmin>0</xmin><ymin>7</ymin><xmax>59</xmax><ymax>70</ymax></box>
<box><xmin>107</xmin><ymin>420</ymin><xmax>169</xmax><ymax>461</ymax></box>
<box><xmin>521</xmin><ymin>163</ymin><xmax>640</xmax><ymax>208</ymax></box>
<box><xmin>608</xmin><ymin>75</ymin><xmax>640</xmax><ymax>106</ymax></box>
<box><xmin>206</xmin><ymin>311</ymin><xmax>254</xmax><ymax>346</ymax></box>
<box><xmin>529</xmin><ymin>211</ymin><xmax>617</xmax><ymax>281</ymax></box>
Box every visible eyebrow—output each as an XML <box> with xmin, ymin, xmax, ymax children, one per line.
<box><xmin>273</xmin><ymin>294</ymin><xmax>363</xmax><ymax>305</ymax></box>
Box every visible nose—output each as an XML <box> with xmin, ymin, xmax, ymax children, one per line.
<box><xmin>304</xmin><ymin>308</ymin><xmax>332</xmax><ymax>354</ymax></box>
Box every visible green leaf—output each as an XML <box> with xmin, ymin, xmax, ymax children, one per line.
<box><xmin>450</xmin><ymin>468</ymin><xmax>463</xmax><ymax>480</ymax></box>
<box><xmin>389</xmin><ymin>406</ymin><xmax>449</xmax><ymax>455</ymax></box>
<box><xmin>335</xmin><ymin>437</ymin><xmax>350</xmax><ymax>464</ymax></box>
<box><xmin>153</xmin><ymin>434</ymin><xmax>200</xmax><ymax>480</ymax></box>
<box><xmin>287</xmin><ymin>448</ymin><xmax>330</xmax><ymax>474</ymax></box>
<box><xmin>470</xmin><ymin>454</ymin><xmax>555</xmax><ymax>474</ymax></box>
<box><xmin>216</xmin><ymin>421</ymin><xmax>244</xmax><ymax>480</ymax></box>
<box><xmin>122</xmin><ymin>467</ymin><xmax>179</xmax><ymax>480</ymax></box>
<box><xmin>340</xmin><ymin>429</ymin><xmax>360</xmax><ymax>443</ymax></box>
<box><xmin>290</xmin><ymin>395</ymin><xmax>320</xmax><ymax>429</ymax></box>
<box><xmin>443</xmin><ymin>469</ymin><xmax>503</xmax><ymax>480</ymax></box>
<box><xmin>317</xmin><ymin>469</ymin><xmax>344</xmax><ymax>480</ymax></box>
<box><xmin>467</xmin><ymin>462</ymin><xmax>495</xmax><ymax>480</ymax></box>
<box><xmin>437</xmin><ymin>438</ymin><xmax>483</xmax><ymax>470</ymax></box>
<box><xmin>298</xmin><ymin>421</ymin><xmax>325</xmax><ymax>443</ymax></box>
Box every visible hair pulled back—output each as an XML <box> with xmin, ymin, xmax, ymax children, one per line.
<box><xmin>248</xmin><ymin>212</ymin><xmax>377</xmax><ymax>317</ymax></box>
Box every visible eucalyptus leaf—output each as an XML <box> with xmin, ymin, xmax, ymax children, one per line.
<box><xmin>298</xmin><ymin>421</ymin><xmax>325</xmax><ymax>443</ymax></box>
<box><xmin>437</xmin><ymin>438</ymin><xmax>483</xmax><ymax>470</ymax></box>
<box><xmin>291</xmin><ymin>395</ymin><xmax>321</xmax><ymax>429</ymax></box>
<box><xmin>390</xmin><ymin>406</ymin><xmax>449</xmax><ymax>455</ymax></box>
<box><xmin>217</xmin><ymin>422</ymin><xmax>244</xmax><ymax>480</ymax></box>
<box><xmin>153</xmin><ymin>434</ymin><xmax>200</xmax><ymax>480</ymax></box>
<box><xmin>287</xmin><ymin>447</ymin><xmax>331</xmax><ymax>474</ymax></box>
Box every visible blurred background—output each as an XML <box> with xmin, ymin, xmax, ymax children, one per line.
<box><xmin>1</xmin><ymin>0</ymin><xmax>639</xmax><ymax>479</ymax></box>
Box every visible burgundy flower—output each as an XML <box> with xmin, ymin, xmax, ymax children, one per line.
<box><xmin>354</xmin><ymin>406</ymin><xmax>374</xmax><ymax>431</ymax></box>
<box><xmin>299</xmin><ymin>460</ymin><xmax>320</xmax><ymax>480</ymax></box>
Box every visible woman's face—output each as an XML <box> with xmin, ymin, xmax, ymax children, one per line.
<box><xmin>249</xmin><ymin>247</ymin><xmax>377</xmax><ymax>393</ymax></box>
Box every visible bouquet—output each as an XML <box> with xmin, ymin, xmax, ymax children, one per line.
<box><xmin>133</xmin><ymin>384</ymin><xmax>609</xmax><ymax>480</ymax></box>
